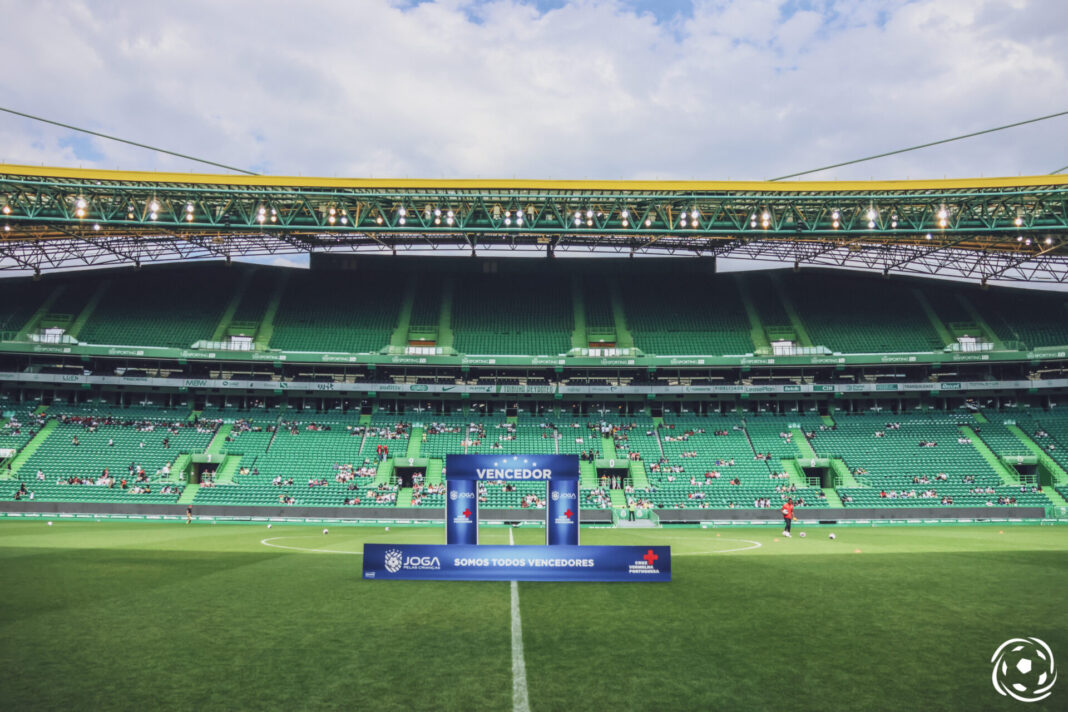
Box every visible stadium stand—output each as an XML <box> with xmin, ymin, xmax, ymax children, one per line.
<box><xmin>0</xmin><ymin>401</ymin><xmax>210</xmax><ymax>505</ymax></box>
<box><xmin>229</xmin><ymin>269</ymin><xmax>275</xmax><ymax>327</ymax></box>
<box><xmin>78</xmin><ymin>266</ymin><xmax>233</xmax><ymax>348</ymax></box>
<box><xmin>451</xmin><ymin>273</ymin><xmax>573</xmax><ymax>354</ymax></box>
<box><xmin>0</xmin><ymin>279</ymin><xmax>54</xmax><ymax>335</ymax></box>
<box><xmin>779</xmin><ymin>273</ymin><xmax>944</xmax><ymax>353</ymax></box>
<box><xmin>409</xmin><ymin>273</ymin><xmax>444</xmax><ymax>329</ymax></box>
<box><xmin>269</xmin><ymin>270</ymin><xmax>401</xmax><ymax>353</ymax></box>
<box><xmin>2</xmin><ymin>259</ymin><xmax>1067</xmax><ymax>517</ymax></box>
<box><xmin>2</xmin><ymin>400</ymin><xmax>1065</xmax><ymax>512</ymax></box>
<box><xmin>621</xmin><ymin>279</ymin><xmax>754</xmax><ymax>355</ymax></box>
<box><xmin>583</xmin><ymin>277</ymin><xmax>616</xmax><ymax>330</ymax></box>
<box><xmin>967</xmin><ymin>288</ymin><xmax>1068</xmax><ymax>349</ymax></box>
<box><xmin>192</xmin><ymin>411</ymin><xmax>401</xmax><ymax>507</ymax></box>
<box><xmin>814</xmin><ymin>411</ymin><xmax>1051</xmax><ymax>507</ymax></box>
<box><xmin>0</xmin><ymin>263</ymin><xmax>1065</xmax><ymax>358</ymax></box>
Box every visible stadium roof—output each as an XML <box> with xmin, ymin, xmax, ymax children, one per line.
<box><xmin>2</xmin><ymin>163</ymin><xmax>1067</xmax><ymax>283</ymax></box>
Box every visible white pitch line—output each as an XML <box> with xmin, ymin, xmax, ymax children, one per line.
<box><xmin>673</xmin><ymin>538</ymin><xmax>763</xmax><ymax>555</ymax></box>
<box><xmin>260</xmin><ymin>535</ymin><xmax>363</xmax><ymax>555</ymax></box>
<box><xmin>509</xmin><ymin>528</ymin><xmax>531</xmax><ymax>712</ymax></box>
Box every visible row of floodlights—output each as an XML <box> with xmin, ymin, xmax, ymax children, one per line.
<box><xmin>0</xmin><ymin>200</ymin><xmax>1049</xmax><ymax>236</ymax></box>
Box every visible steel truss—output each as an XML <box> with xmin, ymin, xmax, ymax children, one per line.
<box><xmin>1</xmin><ymin>167</ymin><xmax>1066</xmax><ymax>282</ymax></box>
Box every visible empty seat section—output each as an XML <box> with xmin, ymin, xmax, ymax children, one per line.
<box><xmin>452</xmin><ymin>273</ymin><xmax>572</xmax><ymax>354</ymax></box>
<box><xmin>583</xmin><ymin>277</ymin><xmax>615</xmax><ymax>330</ymax></box>
<box><xmin>79</xmin><ymin>266</ymin><xmax>232</xmax><ymax>347</ymax></box>
<box><xmin>269</xmin><ymin>271</ymin><xmax>400</xmax><ymax>353</ymax></box>
<box><xmin>781</xmin><ymin>273</ymin><xmax>942</xmax><ymax>353</ymax></box>
<box><xmin>409</xmin><ymin>273</ymin><xmax>443</xmax><ymax>328</ymax></box>
<box><xmin>622</xmin><ymin>279</ymin><xmax>753</xmax><ymax>355</ymax></box>
<box><xmin>0</xmin><ymin>278</ymin><xmax>52</xmax><ymax>334</ymax></box>
<box><xmin>968</xmin><ymin>288</ymin><xmax>1068</xmax><ymax>348</ymax></box>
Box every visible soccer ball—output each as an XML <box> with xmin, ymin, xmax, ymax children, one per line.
<box><xmin>323</xmin><ymin>528</ymin><xmax>329</xmax><ymax>535</ymax></box>
<box><xmin>47</xmin><ymin>521</ymin><xmax>52</xmax><ymax>527</ymax></box>
<box><xmin>799</xmin><ymin>531</ymin><xmax>806</xmax><ymax>538</ymax></box>
<box><xmin>267</xmin><ymin>524</ymin><xmax>272</xmax><ymax>529</ymax></box>
<box><xmin>385</xmin><ymin>526</ymin><xmax>390</xmax><ymax>532</ymax></box>
<box><xmin>828</xmin><ymin>532</ymin><xmax>836</xmax><ymax>540</ymax></box>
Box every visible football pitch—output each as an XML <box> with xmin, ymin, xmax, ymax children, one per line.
<box><xmin>1</xmin><ymin>520</ymin><xmax>1064</xmax><ymax>711</ymax></box>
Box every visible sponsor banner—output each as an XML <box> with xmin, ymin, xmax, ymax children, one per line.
<box><xmin>363</xmin><ymin>544</ymin><xmax>671</xmax><ymax>582</ymax></box>
<box><xmin>445</xmin><ymin>479</ymin><xmax>479</xmax><ymax>545</ymax></box>
<box><xmin>1</xmin><ymin>371</ymin><xmax>1066</xmax><ymax>395</ymax></box>
<box><xmin>546</xmin><ymin>478</ymin><xmax>580</xmax><ymax>546</ymax></box>
<box><xmin>445</xmin><ymin>454</ymin><xmax>579</xmax><ymax>481</ymax></box>
<box><xmin>3</xmin><ymin>337</ymin><xmax>1068</xmax><ymax>368</ymax></box>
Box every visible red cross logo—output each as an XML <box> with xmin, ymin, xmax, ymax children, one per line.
<box><xmin>643</xmin><ymin>549</ymin><xmax>658</xmax><ymax>565</ymax></box>
<box><xmin>463</xmin><ymin>508</ymin><xmax>471</xmax><ymax>519</ymax></box>
<box><xmin>564</xmin><ymin>509</ymin><xmax>573</xmax><ymax>519</ymax></box>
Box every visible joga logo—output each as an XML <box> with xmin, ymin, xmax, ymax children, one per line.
<box><xmin>384</xmin><ymin>549</ymin><xmax>442</xmax><ymax>573</ymax></box>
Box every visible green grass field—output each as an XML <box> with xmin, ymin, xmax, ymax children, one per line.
<box><xmin>1</xmin><ymin>521</ymin><xmax>1065</xmax><ymax>711</ymax></box>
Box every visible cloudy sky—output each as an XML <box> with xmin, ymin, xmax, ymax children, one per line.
<box><xmin>1</xmin><ymin>0</ymin><xmax>1066</xmax><ymax>182</ymax></box>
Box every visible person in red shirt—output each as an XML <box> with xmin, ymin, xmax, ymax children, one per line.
<box><xmin>781</xmin><ymin>499</ymin><xmax>796</xmax><ymax>537</ymax></box>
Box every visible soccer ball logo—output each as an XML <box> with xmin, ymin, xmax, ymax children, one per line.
<box><xmin>991</xmin><ymin>637</ymin><xmax>1057</xmax><ymax>702</ymax></box>
<box><xmin>551</xmin><ymin>490</ymin><xmax>560</xmax><ymax>501</ymax></box>
<box><xmin>384</xmin><ymin>549</ymin><xmax>404</xmax><ymax>574</ymax></box>
<box><xmin>449</xmin><ymin>490</ymin><xmax>458</xmax><ymax>501</ymax></box>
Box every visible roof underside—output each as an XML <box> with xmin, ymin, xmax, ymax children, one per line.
<box><xmin>1</xmin><ymin>164</ymin><xmax>1067</xmax><ymax>283</ymax></box>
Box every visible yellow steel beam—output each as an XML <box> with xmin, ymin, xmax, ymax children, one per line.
<box><xmin>2</xmin><ymin>163</ymin><xmax>1068</xmax><ymax>193</ymax></box>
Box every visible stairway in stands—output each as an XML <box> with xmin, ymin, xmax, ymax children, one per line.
<box><xmin>1004</xmin><ymin>424</ymin><xmax>1068</xmax><ymax>505</ymax></box>
<box><xmin>959</xmin><ymin>426</ymin><xmax>1017</xmax><ymax>485</ymax></box>
<box><xmin>7</xmin><ymin>415</ymin><xmax>57</xmax><ymax>478</ymax></box>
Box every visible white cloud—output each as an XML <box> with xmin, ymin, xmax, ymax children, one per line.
<box><xmin>0</xmin><ymin>0</ymin><xmax>1063</xmax><ymax>181</ymax></box>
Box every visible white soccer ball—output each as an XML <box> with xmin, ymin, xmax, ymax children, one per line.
<box><xmin>323</xmin><ymin>528</ymin><xmax>329</xmax><ymax>535</ymax></box>
<box><xmin>267</xmin><ymin>524</ymin><xmax>272</xmax><ymax>529</ymax></box>
<box><xmin>799</xmin><ymin>531</ymin><xmax>806</xmax><ymax>538</ymax></box>
<box><xmin>385</xmin><ymin>526</ymin><xmax>390</xmax><ymax>532</ymax></box>
<box><xmin>828</xmin><ymin>532</ymin><xmax>836</xmax><ymax>540</ymax></box>
<box><xmin>47</xmin><ymin>521</ymin><xmax>53</xmax><ymax>527</ymax></box>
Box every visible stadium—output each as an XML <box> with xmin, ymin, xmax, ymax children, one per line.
<box><xmin>3</xmin><ymin>1</ymin><xmax>1068</xmax><ymax>708</ymax></box>
<box><xmin>0</xmin><ymin>162</ymin><xmax>1066</xmax><ymax>710</ymax></box>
